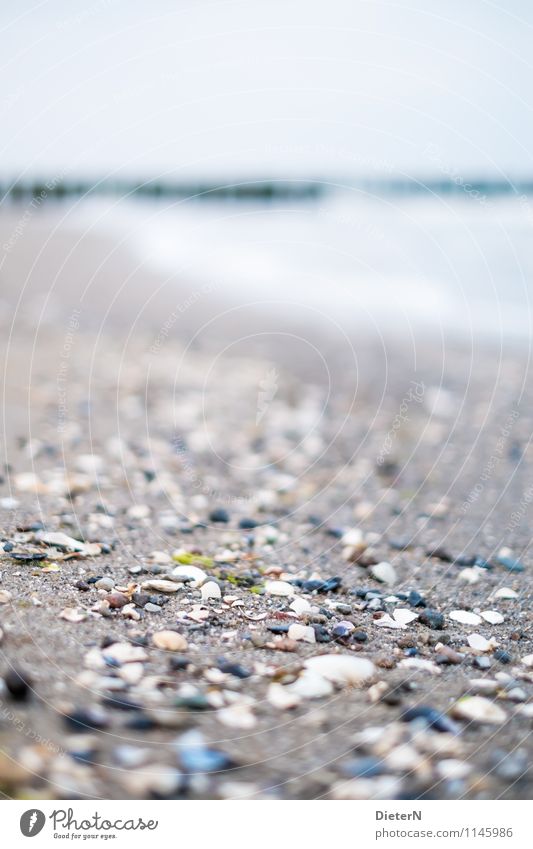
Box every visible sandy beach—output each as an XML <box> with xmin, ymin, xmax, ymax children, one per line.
<box><xmin>0</xmin><ymin>208</ymin><xmax>532</xmax><ymax>800</ymax></box>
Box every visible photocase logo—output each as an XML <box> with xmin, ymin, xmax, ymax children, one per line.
<box><xmin>256</xmin><ymin>366</ymin><xmax>279</xmax><ymax>425</ymax></box>
<box><xmin>20</xmin><ymin>809</ymin><xmax>46</xmax><ymax>837</ymax></box>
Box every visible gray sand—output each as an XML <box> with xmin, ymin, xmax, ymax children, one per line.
<box><xmin>0</xmin><ymin>209</ymin><xmax>531</xmax><ymax>800</ymax></box>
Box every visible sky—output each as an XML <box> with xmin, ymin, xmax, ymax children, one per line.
<box><xmin>1</xmin><ymin>0</ymin><xmax>533</xmax><ymax>182</ymax></box>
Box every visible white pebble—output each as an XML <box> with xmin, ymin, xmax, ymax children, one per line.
<box><xmin>467</xmin><ymin>633</ymin><xmax>495</xmax><ymax>652</ymax></box>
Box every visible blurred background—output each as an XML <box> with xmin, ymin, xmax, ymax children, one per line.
<box><xmin>1</xmin><ymin>0</ymin><xmax>533</xmax><ymax>335</ymax></box>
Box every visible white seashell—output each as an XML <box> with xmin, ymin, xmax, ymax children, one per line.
<box><xmin>480</xmin><ymin>610</ymin><xmax>504</xmax><ymax>625</ymax></box>
<box><xmin>265</xmin><ymin>580</ymin><xmax>296</xmax><ymax>597</ymax></box>
<box><xmin>467</xmin><ymin>633</ymin><xmax>495</xmax><ymax>652</ymax></box>
<box><xmin>171</xmin><ymin>565</ymin><xmax>207</xmax><ymax>588</ymax></box>
<box><xmin>493</xmin><ymin>587</ymin><xmax>518</xmax><ymax>600</ymax></box>
<box><xmin>290</xmin><ymin>597</ymin><xmax>312</xmax><ymax>615</ymax></box>
<box><xmin>287</xmin><ymin>623</ymin><xmax>316</xmax><ymax>643</ymax></box>
<box><xmin>267</xmin><ymin>683</ymin><xmax>301</xmax><ymax>710</ymax></box>
<box><xmin>370</xmin><ymin>561</ymin><xmax>397</xmax><ymax>585</ymax></box>
<box><xmin>449</xmin><ymin>610</ymin><xmax>481</xmax><ymax>625</ymax></box>
<box><xmin>304</xmin><ymin>654</ymin><xmax>375</xmax><ymax>686</ymax></box>
<box><xmin>286</xmin><ymin>670</ymin><xmax>334</xmax><ymax>699</ymax></box>
<box><xmin>201</xmin><ymin>581</ymin><xmax>221</xmax><ymax>600</ymax></box>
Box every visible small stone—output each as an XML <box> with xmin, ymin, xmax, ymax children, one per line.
<box><xmin>95</xmin><ymin>577</ymin><xmax>114</xmax><ymax>591</ymax></box>
<box><xmin>474</xmin><ymin>656</ymin><xmax>491</xmax><ymax>670</ymax></box>
<box><xmin>401</xmin><ymin>706</ymin><xmax>459</xmax><ymax>734</ymax></box>
<box><xmin>370</xmin><ymin>562</ymin><xmax>397</xmax><ymax>585</ymax></box>
<box><xmin>209</xmin><ymin>508</ymin><xmax>230</xmax><ymax>523</ymax></box>
<box><xmin>497</xmin><ymin>556</ymin><xmax>524</xmax><ymax>573</ymax></box>
<box><xmin>304</xmin><ymin>653</ymin><xmax>375</xmax><ymax>687</ymax></box>
<box><xmin>144</xmin><ymin>602</ymin><xmax>162</xmax><ymax>613</ymax></box>
<box><xmin>152</xmin><ymin>631</ymin><xmax>188</xmax><ymax>652</ymax></box>
<box><xmin>449</xmin><ymin>610</ymin><xmax>482</xmax><ymax>625</ymax></box>
<box><xmin>408</xmin><ymin>590</ymin><xmax>427</xmax><ymax>608</ymax></box>
<box><xmin>480</xmin><ymin>610</ymin><xmax>504</xmax><ymax>625</ymax></box>
<box><xmin>521</xmin><ymin>654</ymin><xmax>533</xmax><ymax>668</ymax></box>
<box><xmin>452</xmin><ymin>696</ymin><xmax>507</xmax><ymax>724</ymax></box>
<box><xmin>104</xmin><ymin>592</ymin><xmax>129</xmax><ymax>609</ymax></box>
<box><xmin>419</xmin><ymin>609</ymin><xmax>445</xmax><ymax>630</ymax></box>
<box><xmin>201</xmin><ymin>581</ymin><xmax>221</xmax><ymax>601</ymax></box>
<box><xmin>218</xmin><ymin>704</ymin><xmax>256</xmax><ymax>729</ymax></box>
<box><xmin>265</xmin><ymin>580</ymin><xmax>296</xmax><ymax>597</ymax></box>
<box><xmin>4</xmin><ymin>668</ymin><xmax>31</xmax><ymax>701</ymax></box>
<box><xmin>0</xmin><ymin>590</ymin><xmax>13</xmax><ymax>604</ymax></box>
<box><xmin>102</xmin><ymin>643</ymin><xmax>148</xmax><ymax>664</ymax></box>
<box><xmin>493</xmin><ymin>649</ymin><xmax>512</xmax><ymax>664</ymax></box>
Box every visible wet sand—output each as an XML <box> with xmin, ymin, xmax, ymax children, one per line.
<box><xmin>0</xmin><ymin>207</ymin><xmax>532</xmax><ymax>800</ymax></box>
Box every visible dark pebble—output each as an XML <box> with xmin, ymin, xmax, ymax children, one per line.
<box><xmin>217</xmin><ymin>660</ymin><xmax>251</xmax><ymax>679</ymax></box>
<box><xmin>341</xmin><ymin>756</ymin><xmax>386</xmax><ymax>778</ymax></box>
<box><xmin>497</xmin><ymin>556</ymin><xmax>525</xmax><ymax>573</ymax></box>
<box><xmin>209</xmin><ymin>508</ymin><xmax>230</xmax><ymax>523</ymax></box>
<box><xmin>180</xmin><ymin>747</ymin><xmax>234</xmax><ymax>774</ymax></box>
<box><xmin>312</xmin><ymin>624</ymin><xmax>331</xmax><ymax>643</ymax></box>
<box><xmin>494</xmin><ymin>649</ymin><xmax>512</xmax><ymax>664</ymax></box>
<box><xmin>4</xmin><ymin>668</ymin><xmax>31</xmax><ymax>701</ymax></box>
<box><xmin>3</xmin><ymin>542</ymin><xmax>14</xmax><ymax>552</ymax></box>
<box><xmin>419</xmin><ymin>609</ymin><xmax>445</xmax><ymax>630</ymax></box>
<box><xmin>75</xmin><ymin>580</ymin><xmax>90</xmax><ymax>591</ymax></box>
<box><xmin>169</xmin><ymin>656</ymin><xmax>191</xmax><ymax>671</ymax></box>
<box><xmin>408</xmin><ymin>590</ymin><xmax>427</xmax><ymax>608</ymax></box>
<box><xmin>402</xmin><ymin>706</ymin><xmax>459</xmax><ymax>734</ymax></box>
<box><xmin>352</xmin><ymin>631</ymin><xmax>368</xmax><ymax>643</ymax></box>
<box><xmin>267</xmin><ymin>624</ymin><xmax>290</xmax><ymax>634</ymax></box>
<box><xmin>238</xmin><ymin>518</ymin><xmax>258</xmax><ymax>529</ymax></box>
<box><xmin>425</xmin><ymin>546</ymin><xmax>453</xmax><ymax>562</ymax></box>
<box><xmin>63</xmin><ymin>707</ymin><xmax>110</xmax><ymax>732</ymax></box>
<box><xmin>325</xmin><ymin>527</ymin><xmax>344</xmax><ymax>539</ymax></box>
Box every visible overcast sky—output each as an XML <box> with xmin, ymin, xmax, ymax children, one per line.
<box><xmin>2</xmin><ymin>0</ymin><xmax>533</xmax><ymax>182</ymax></box>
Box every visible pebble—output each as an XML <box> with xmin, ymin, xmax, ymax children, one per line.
<box><xmin>101</xmin><ymin>642</ymin><xmax>148</xmax><ymax>664</ymax></box>
<box><xmin>370</xmin><ymin>562</ymin><xmax>397</xmax><ymax>585</ymax></box>
<box><xmin>0</xmin><ymin>590</ymin><xmax>13</xmax><ymax>604</ymax></box>
<box><xmin>4</xmin><ymin>668</ymin><xmax>31</xmax><ymax>701</ymax></box>
<box><xmin>419</xmin><ymin>609</ymin><xmax>445</xmax><ymax>630</ymax></box>
<box><xmin>152</xmin><ymin>630</ymin><xmax>188</xmax><ymax>651</ymax></box>
<box><xmin>473</xmin><ymin>656</ymin><xmax>491</xmax><ymax>670</ymax></box>
<box><xmin>304</xmin><ymin>654</ymin><xmax>375</xmax><ymax>687</ymax></box>
<box><xmin>59</xmin><ymin>607</ymin><xmax>87</xmax><ymax>623</ymax></box>
<box><xmin>497</xmin><ymin>556</ymin><xmax>525</xmax><ymax>573</ymax></box>
<box><xmin>490</xmin><ymin>749</ymin><xmax>529</xmax><ymax>781</ymax></box>
<box><xmin>408</xmin><ymin>590</ymin><xmax>427</xmax><ymax>608</ymax></box>
<box><xmin>265</xmin><ymin>580</ymin><xmax>296</xmax><ymax>597</ymax></box>
<box><xmin>401</xmin><ymin>706</ymin><xmax>459</xmax><ymax>734</ymax></box>
<box><xmin>176</xmin><ymin>730</ymin><xmax>233</xmax><ymax>773</ymax></box>
<box><xmin>104</xmin><ymin>592</ymin><xmax>129</xmax><ymax>609</ymax></box>
<box><xmin>452</xmin><ymin>696</ymin><xmax>507</xmax><ymax>724</ymax></box>
<box><xmin>209</xmin><ymin>508</ymin><xmax>230</xmax><ymax>523</ymax></box>
<box><xmin>521</xmin><ymin>654</ymin><xmax>533</xmax><ymax>668</ymax></box>
<box><xmin>449</xmin><ymin>610</ymin><xmax>481</xmax><ymax>625</ymax></box>
<box><xmin>95</xmin><ymin>577</ymin><xmax>114</xmax><ymax>591</ymax></box>
<box><xmin>201</xmin><ymin>581</ymin><xmax>221</xmax><ymax>601</ymax></box>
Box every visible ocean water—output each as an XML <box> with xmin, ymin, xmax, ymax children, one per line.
<box><xmin>70</xmin><ymin>190</ymin><xmax>533</xmax><ymax>340</ymax></box>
